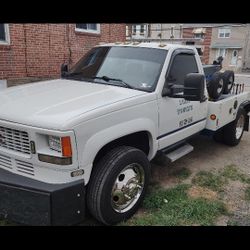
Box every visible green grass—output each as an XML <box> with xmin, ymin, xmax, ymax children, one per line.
<box><xmin>227</xmin><ymin>219</ymin><xmax>240</xmax><ymax>226</ymax></box>
<box><xmin>192</xmin><ymin>171</ymin><xmax>227</xmax><ymax>192</ymax></box>
<box><xmin>122</xmin><ymin>184</ymin><xmax>227</xmax><ymax>226</ymax></box>
<box><xmin>227</xmin><ymin>215</ymin><xmax>250</xmax><ymax>226</ymax></box>
<box><xmin>171</xmin><ymin>167</ymin><xmax>191</xmax><ymax>180</ymax></box>
<box><xmin>220</xmin><ymin>165</ymin><xmax>250</xmax><ymax>184</ymax></box>
<box><xmin>0</xmin><ymin>219</ymin><xmax>14</xmax><ymax>226</ymax></box>
<box><xmin>245</xmin><ymin>186</ymin><xmax>250</xmax><ymax>201</ymax></box>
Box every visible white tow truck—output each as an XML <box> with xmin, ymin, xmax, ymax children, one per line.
<box><xmin>0</xmin><ymin>42</ymin><xmax>250</xmax><ymax>225</ymax></box>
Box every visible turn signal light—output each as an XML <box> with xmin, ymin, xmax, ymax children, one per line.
<box><xmin>61</xmin><ymin>137</ymin><xmax>72</xmax><ymax>157</ymax></box>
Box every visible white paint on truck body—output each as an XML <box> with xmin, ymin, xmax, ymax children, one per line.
<box><xmin>206</xmin><ymin>92</ymin><xmax>250</xmax><ymax>131</ymax></box>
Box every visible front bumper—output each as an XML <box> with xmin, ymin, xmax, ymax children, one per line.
<box><xmin>0</xmin><ymin>168</ymin><xmax>85</xmax><ymax>225</ymax></box>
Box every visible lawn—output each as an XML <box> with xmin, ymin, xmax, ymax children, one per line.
<box><xmin>121</xmin><ymin>165</ymin><xmax>250</xmax><ymax>226</ymax></box>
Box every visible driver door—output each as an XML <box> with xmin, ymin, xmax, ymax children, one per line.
<box><xmin>158</xmin><ymin>49</ymin><xmax>208</xmax><ymax>150</ymax></box>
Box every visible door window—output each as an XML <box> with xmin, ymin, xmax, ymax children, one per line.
<box><xmin>167</xmin><ymin>53</ymin><xmax>199</xmax><ymax>88</ymax></box>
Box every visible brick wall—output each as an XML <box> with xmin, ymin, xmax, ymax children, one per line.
<box><xmin>0</xmin><ymin>23</ymin><xmax>126</xmax><ymax>80</ymax></box>
<box><xmin>183</xmin><ymin>27</ymin><xmax>212</xmax><ymax>64</ymax></box>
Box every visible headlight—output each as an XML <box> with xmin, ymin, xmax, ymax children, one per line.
<box><xmin>48</xmin><ymin>135</ymin><xmax>72</xmax><ymax>157</ymax></box>
<box><xmin>38</xmin><ymin>134</ymin><xmax>73</xmax><ymax>165</ymax></box>
<box><xmin>48</xmin><ymin>136</ymin><xmax>62</xmax><ymax>153</ymax></box>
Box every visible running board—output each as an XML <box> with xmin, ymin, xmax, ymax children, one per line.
<box><xmin>165</xmin><ymin>143</ymin><xmax>194</xmax><ymax>163</ymax></box>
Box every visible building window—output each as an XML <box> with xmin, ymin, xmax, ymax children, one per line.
<box><xmin>194</xmin><ymin>33</ymin><xmax>205</xmax><ymax>39</ymax></box>
<box><xmin>132</xmin><ymin>25</ymin><xmax>137</xmax><ymax>35</ymax></box>
<box><xmin>216</xmin><ymin>48</ymin><xmax>226</xmax><ymax>58</ymax></box>
<box><xmin>218</xmin><ymin>28</ymin><xmax>231</xmax><ymax>38</ymax></box>
<box><xmin>140</xmin><ymin>25</ymin><xmax>145</xmax><ymax>35</ymax></box>
<box><xmin>0</xmin><ymin>24</ymin><xmax>10</xmax><ymax>45</ymax></box>
<box><xmin>193</xmin><ymin>28</ymin><xmax>206</xmax><ymax>39</ymax></box>
<box><xmin>75</xmin><ymin>24</ymin><xmax>100</xmax><ymax>34</ymax></box>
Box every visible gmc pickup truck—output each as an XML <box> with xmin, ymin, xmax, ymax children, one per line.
<box><xmin>0</xmin><ymin>42</ymin><xmax>250</xmax><ymax>225</ymax></box>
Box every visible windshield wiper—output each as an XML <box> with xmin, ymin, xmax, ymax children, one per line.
<box><xmin>91</xmin><ymin>76</ymin><xmax>134</xmax><ymax>89</ymax></box>
<box><xmin>64</xmin><ymin>72</ymin><xmax>84</xmax><ymax>77</ymax></box>
<box><xmin>63</xmin><ymin>72</ymin><xmax>94</xmax><ymax>82</ymax></box>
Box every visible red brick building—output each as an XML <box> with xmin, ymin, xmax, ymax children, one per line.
<box><xmin>0</xmin><ymin>23</ymin><xmax>126</xmax><ymax>82</ymax></box>
<box><xmin>182</xmin><ymin>25</ymin><xmax>212</xmax><ymax>64</ymax></box>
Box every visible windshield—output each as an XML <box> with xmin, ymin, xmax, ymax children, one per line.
<box><xmin>64</xmin><ymin>46</ymin><xmax>167</xmax><ymax>92</ymax></box>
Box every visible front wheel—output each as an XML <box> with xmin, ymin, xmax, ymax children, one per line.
<box><xmin>87</xmin><ymin>146</ymin><xmax>150</xmax><ymax>225</ymax></box>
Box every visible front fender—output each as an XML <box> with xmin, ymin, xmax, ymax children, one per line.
<box><xmin>79</xmin><ymin>118</ymin><xmax>157</xmax><ymax>184</ymax></box>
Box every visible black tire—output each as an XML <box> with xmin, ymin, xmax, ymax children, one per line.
<box><xmin>207</xmin><ymin>72</ymin><xmax>225</xmax><ymax>100</ymax></box>
<box><xmin>222</xmin><ymin>70</ymin><xmax>234</xmax><ymax>94</ymax></box>
<box><xmin>222</xmin><ymin>108</ymin><xmax>246</xmax><ymax>146</ymax></box>
<box><xmin>87</xmin><ymin>146</ymin><xmax>150</xmax><ymax>225</ymax></box>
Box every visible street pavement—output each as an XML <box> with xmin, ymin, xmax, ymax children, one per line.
<box><xmin>235</xmin><ymin>73</ymin><xmax>250</xmax><ymax>91</ymax></box>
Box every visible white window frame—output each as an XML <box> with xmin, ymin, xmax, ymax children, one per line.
<box><xmin>216</xmin><ymin>48</ymin><xmax>226</xmax><ymax>58</ymax></box>
<box><xmin>218</xmin><ymin>28</ymin><xmax>231</xmax><ymax>38</ymax></box>
<box><xmin>132</xmin><ymin>24</ymin><xmax>147</xmax><ymax>38</ymax></box>
<box><xmin>75</xmin><ymin>24</ymin><xmax>100</xmax><ymax>34</ymax></box>
<box><xmin>0</xmin><ymin>24</ymin><xmax>10</xmax><ymax>45</ymax></box>
<box><xmin>140</xmin><ymin>25</ymin><xmax>145</xmax><ymax>35</ymax></box>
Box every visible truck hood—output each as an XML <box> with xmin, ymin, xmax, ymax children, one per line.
<box><xmin>0</xmin><ymin>79</ymin><xmax>146</xmax><ymax>130</ymax></box>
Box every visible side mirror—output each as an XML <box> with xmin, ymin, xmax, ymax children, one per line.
<box><xmin>162</xmin><ymin>73</ymin><xmax>205</xmax><ymax>102</ymax></box>
<box><xmin>61</xmin><ymin>63</ymin><xmax>68</xmax><ymax>77</ymax></box>
<box><xmin>183</xmin><ymin>73</ymin><xmax>205</xmax><ymax>101</ymax></box>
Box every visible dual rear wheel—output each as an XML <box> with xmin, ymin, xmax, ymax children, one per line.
<box><xmin>213</xmin><ymin>108</ymin><xmax>246</xmax><ymax>146</ymax></box>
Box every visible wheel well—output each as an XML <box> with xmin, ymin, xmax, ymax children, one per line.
<box><xmin>93</xmin><ymin>131</ymin><xmax>150</xmax><ymax>166</ymax></box>
<box><xmin>242</xmin><ymin>103</ymin><xmax>250</xmax><ymax>114</ymax></box>
<box><xmin>242</xmin><ymin>103</ymin><xmax>250</xmax><ymax>131</ymax></box>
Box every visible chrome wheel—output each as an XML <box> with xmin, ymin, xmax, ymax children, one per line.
<box><xmin>217</xmin><ymin>79</ymin><xmax>224</xmax><ymax>94</ymax></box>
<box><xmin>236</xmin><ymin>114</ymin><xmax>244</xmax><ymax>139</ymax></box>
<box><xmin>111</xmin><ymin>163</ymin><xmax>145</xmax><ymax>213</ymax></box>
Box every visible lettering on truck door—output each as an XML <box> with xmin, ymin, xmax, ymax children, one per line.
<box><xmin>158</xmin><ymin>49</ymin><xmax>208</xmax><ymax>149</ymax></box>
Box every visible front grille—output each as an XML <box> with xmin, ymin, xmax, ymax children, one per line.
<box><xmin>0</xmin><ymin>126</ymin><xmax>31</xmax><ymax>155</ymax></box>
<box><xmin>0</xmin><ymin>153</ymin><xmax>12</xmax><ymax>170</ymax></box>
<box><xmin>16</xmin><ymin>159</ymin><xmax>34</xmax><ymax>176</ymax></box>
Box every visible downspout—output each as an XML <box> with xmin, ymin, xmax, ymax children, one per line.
<box><xmin>23</xmin><ymin>24</ymin><xmax>28</xmax><ymax>77</ymax></box>
<box><xmin>48</xmin><ymin>23</ymin><xmax>51</xmax><ymax>78</ymax></box>
<box><xmin>66</xmin><ymin>24</ymin><xmax>72</xmax><ymax>65</ymax></box>
<box><xmin>109</xmin><ymin>24</ymin><xmax>111</xmax><ymax>43</ymax></box>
